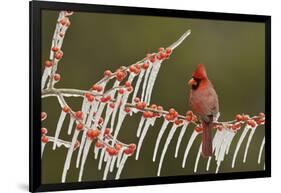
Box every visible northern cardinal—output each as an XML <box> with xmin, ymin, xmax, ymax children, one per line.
<box><xmin>188</xmin><ymin>64</ymin><xmax>219</xmax><ymax>157</ymax></box>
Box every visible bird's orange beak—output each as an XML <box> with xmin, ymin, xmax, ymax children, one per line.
<box><xmin>188</xmin><ymin>78</ymin><xmax>196</xmax><ymax>87</ymax></box>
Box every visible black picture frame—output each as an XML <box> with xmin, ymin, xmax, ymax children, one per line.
<box><xmin>29</xmin><ymin>1</ymin><xmax>271</xmax><ymax>192</ymax></box>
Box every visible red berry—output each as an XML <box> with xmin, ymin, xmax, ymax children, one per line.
<box><xmin>75</xmin><ymin>111</ymin><xmax>83</xmax><ymax>119</ymax></box>
<box><xmin>127</xmin><ymin>86</ymin><xmax>133</xmax><ymax>92</ymax></box>
<box><xmin>118</xmin><ymin>88</ymin><xmax>125</xmax><ymax>94</ymax></box>
<box><xmin>59</xmin><ymin>32</ymin><xmax>64</xmax><ymax>37</ymax></box>
<box><xmin>124</xmin><ymin>107</ymin><xmax>131</xmax><ymax>113</ymax></box>
<box><xmin>175</xmin><ymin>119</ymin><xmax>183</xmax><ymax>125</ymax></box>
<box><xmin>259</xmin><ymin>112</ymin><xmax>265</xmax><ymax>117</ymax></box>
<box><xmin>76</xmin><ymin>123</ymin><xmax>84</xmax><ymax>130</ymax></box>
<box><xmin>169</xmin><ymin>108</ymin><xmax>176</xmax><ymax>115</ymax></box>
<box><xmin>98</xmin><ymin>117</ymin><xmax>104</xmax><ymax>124</ymax></box>
<box><xmin>54</xmin><ymin>73</ymin><xmax>61</xmax><ymax>81</ymax></box>
<box><xmin>135</xmin><ymin>63</ymin><xmax>141</xmax><ymax>69</ymax></box>
<box><xmin>91</xmin><ymin>84</ymin><xmax>98</xmax><ymax>91</ymax></box>
<box><xmin>116</xmin><ymin>70</ymin><xmax>125</xmax><ymax>81</ymax></box>
<box><xmin>41</xmin><ymin>127</ymin><xmax>48</xmax><ymax>135</ymax></box>
<box><xmin>109</xmin><ymin>103</ymin><xmax>115</xmax><ymax>108</ymax></box>
<box><xmin>125</xmin><ymin>81</ymin><xmax>131</xmax><ymax>87</ymax></box>
<box><xmin>247</xmin><ymin>120</ymin><xmax>256</xmax><ymax>128</ymax></box>
<box><xmin>41</xmin><ymin>136</ymin><xmax>49</xmax><ymax>143</ymax></box>
<box><xmin>128</xmin><ymin>144</ymin><xmax>136</xmax><ymax>150</ymax></box>
<box><xmin>87</xmin><ymin>94</ymin><xmax>94</xmax><ymax>102</ymax></box>
<box><xmin>129</xmin><ymin>65</ymin><xmax>136</xmax><ymax>73</ymax></box>
<box><xmin>186</xmin><ymin>115</ymin><xmax>192</xmax><ymax>122</ymax></box>
<box><xmin>143</xmin><ymin>111</ymin><xmax>153</xmax><ymax>118</ymax></box>
<box><xmin>51</xmin><ymin>47</ymin><xmax>59</xmax><ymax>52</ymax></box>
<box><xmin>62</xmin><ymin>106</ymin><xmax>70</xmax><ymax>113</ymax></box>
<box><xmin>41</xmin><ymin>112</ymin><xmax>47</xmax><ymax>121</ymax></box>
<box><xmin>165</xmin><ymin>114</ymin><xmax>173</xmax><ymax>121</ymax></box>
<box><xmin>194</xmin><ymin>127</ymin><xmax>203</xmax><ymax>133</ymax></box>
<box><xmin>134</xmin><ymin>97</ymin><xmax>140</xmax><ymax>103</ymax></box>
<box><xmin>235</xmin><ymin>114</ymin><xmax>243</xmax><ymax>121</ymax></box>
<box><xmin>158</xmin><ymin>47</ymin><xmax>164</xmax><ymax>52</ymax></box>
<box><xmin>142</xmin><ymin>62</ymin><xmax>149</xmax><ymax>69</ymax></box>
<box><xmin>104</xmin><ymin>70</ymin><xmax>112</xmax><ymax>77</ymax></box>
<box><xmin>87</xmin><ymin>129</ymin><xmax>100</xmax><ymax>139</ymax></box>
<box><xmin>106</xmin><ymin>147</ymin><xmax>118</xmax><ymax>156</ymax></box>
<box><xmin>114</xmin><ymin>143</ymin><xmax>122</xmax><ymax>150</ymax></box>
<box><xmin>242</xmin><ymin>115</ymin><xmax>250</xmax><ymax>121</ymax></box>
<box><xmin>150</xmin><ymin>55</ymin><xmax>156</xmax><ymax>63</ymax></box>
<box><xmin>44</xmin><ymin>60</ymin><xmax>53</xmax><ymax>68</ymax></box>
<box><xmin>55</xmin><ymin>52</ymin><xmax>63</xmax><ymax>60</ymax></box>
<box><xmin>166</xmin><ymin>47</ymin><xmax>172</xmax><ymax>54</ymax></box>
<box><xmin>104</xmin><ymin>128</ymin><xmax>111</xmax><ymax>136</ymax></box>
<box><xmin>59</xmin><ymin>18</ymin><xmax>67</xmax><ymax>25</ymax></box>
<box><xmin>95</xmin><ymin>141</ymin><xmax>105</xmax><ymax>148</ymax></box>
<box><xmin>186</xmin><ymin>111</ymin><xmax>193</xmax><ymax>116</ymax></box>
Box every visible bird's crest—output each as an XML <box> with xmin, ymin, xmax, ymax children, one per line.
<box><xmin>192</xmin><ymin>64</ymin><xmax>208</xmax><ymax>79</ymax></box>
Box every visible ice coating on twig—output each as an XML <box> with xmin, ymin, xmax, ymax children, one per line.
<box><xmin>232</xmin><ymin>125</ymin><xmax>250</xmax><ymax>168</ymax></box>
<box><xmin>182</xmin><ymin>130</ymin><xmax>199</xmax><ymax>168</ymax></box>
<box><xmin>100</xmin><ymin>104</ymin><xmax>114</xmax><ymax>136</ymax></box>
<box><xmin>157</xmin><ymin>123</ymin><xmax>179</xmax><ymax>176</ymax></box>
<box><xmin>136</xmin><ymin>118</ymin><xmax>156</xmax><ymax>160</ymax></box>
<box><xmin>53</xmin><ymin>111</ymin><xmax>67</xmax><ymax>150</ymax></box>
<box><xmin>153</xmin><ymin>119</ymin><xmax>170</xmax><ymax>162</ymax></box>
<box><xmin>243</xmin><ymin>127</ymin><xmax>257</xmax><ymax>163</ymax></box>
<box><xmin>175</xmin><ymin>121</ymin><xmax>189</xmax><ymax>158</ymax></box>
<box><xmin>258</xmin><ymin>137</ymin><xmax>265</xmax><ymax>164</ymax></box>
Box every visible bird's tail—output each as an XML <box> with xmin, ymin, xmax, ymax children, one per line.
<box><xmin>201</xmin><ymin>122</ymin><xmax>213</xmax><ymax>157</ymax></box>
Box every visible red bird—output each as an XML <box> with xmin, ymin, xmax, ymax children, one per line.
<box><xmin>188</xmin><ymin>64</ymin><xmax>219</xmax><ymax>157</ymax></box>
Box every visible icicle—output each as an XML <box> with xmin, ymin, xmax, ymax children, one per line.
<box><xmin>100</xmin><ymin>104</ymin><xmax>114</xmax><ymax>136</ymax></box>
<box><xmin>141</xmin><ymin>62</ymin><xmax>153</xmax><ymax>102</ymax></box>
<box><xmin>145</xmin><ymin>60</ymin><xmax>162</xmax><ymax>104</ymax></box>
<box><xmin>153</xmin><ymin>119</ymin><xmax>170</xmax><ymax>162</ymax></box>
<box><xmin>93</xmin><ymin>103</ymin><xmax>106</xmax><ymax>129</ymax></box>
<box><xmin>67</xmin><ymin>117</ymin><xmax>75</xmax><ymax>135</ymax></box>
<box><xmin>41</xmin><ymin>143</ymin><xmax>46</xmax><ymax>158</ymax></box>
<box><xmin>243</xmin><ymin>127</ymin><xmax>257</xmax><ymax>163</ymax></box>
<box><xmin>116</xmin><ymin>149</ymin><xmax>123</xmax><ymax>168</ymax></box>
<box><xmin>137</xmin><ymin>117</ymin><xmax>145</xmax><ymax>138</ymax></box>
<box><xmin>214</xmin><ymin>129</ymin><xmax>228</xmax><ymax>159</ymax></box>
<box><xmin>94</xmin><ymin>146</ymin><xmax>100</xmax><ymax>159</ymax></box>
<box><xmin>136</xmin><ymin>118</ymin><xmax>155</xmax><ymax>160</ymax></box>
<box><xmin>174</xmin><ymin>122</ymin><xmax>189</xmax><ymax>158</ymax></box>
<box><xmin>194</xmin><ymin>144</ymin><xmax>202</xmax><ymax>173</ymax></box>
<box><xmin>110</xmin><ymin>155</ymin><xmax>117</xmax><ymax>172</ymax></box>
<box><xmin>103</xmin><ymin>154</ymin><xmax>112</xmax><ymax>180</ymax></box>
<box><xmin>98</xmin><ymin>148</ymin><xmax>106</xmax><ymax>170</ymax></box>
<box><xmin>62</xmin><ymin>129</ymin><xmax>80</xmax><ymax>183</ymax></box>
<box><xmin>182</xmin><ymin>131</ymin><xmax>199</xmax><ymax>168</ymax></box>
<box><xmin>53</xmin><ymin>111</ymin><xmax>67</xmax><ymax>150</ymax></box>
<box><xmin>78</xmin><ymin>139</ymin><xmax>92</xmax><ymax>182</ymax></box>
<box><xmin>157</xmin><ymin>123</ymin><xmax>178</xmax><ymax>176</ymax></box>
<box><xmin>226</xmin><ymin>131</ymin><xmax>236</xmax><ymax>155</ymax></box>
<box><xmin>131</xmin><ymin>70</ymin><xmax>145</xmax><ymax>106</ymax></box>
<box><xmin>115</xmin><ymin>154</ymin><xmax>129</xmax><ymax>180</ymax></box>
<box><xmin>206</xmin><ymin>130</ymin><xmax>221</xmax><ymax>171</ymax></box>
<box><xmin>232</xmin><ymin>125</ymin><xmax>250</xmax><ymax>168</ymax></box>
<box><xmin>216</xmin><ymin>130</ymin><xmax>234</xmax><ymax>173</ymax></box>
<box><xmin>110</xmin><ymin>93</ymin><xmax>122</xmax><ymax>129</ymax></box>
<box><xmin>76</xmin><ymin>131</ymin><xmax>87</xmax><ymax>168</ymax></box>
<box><xmin>258</xmin><ymin>137</ymin><xmax>265</xmax><ymax>164</ymax></box>
<box><xmin>206</xmin><ymin>157</ymin><xmax>212</xmax><ymax>171</ymax></box>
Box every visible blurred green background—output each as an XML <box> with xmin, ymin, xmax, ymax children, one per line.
<box><xmin>41</xmin><ymin>10</ymin><xmax>265</xmax><ymax>184</ymax></box>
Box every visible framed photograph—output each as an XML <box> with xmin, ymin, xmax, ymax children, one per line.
<box><xmin>30</xmin><ymin>0</ymin><xmax>271</xmax><ymax>192</ymax></box>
